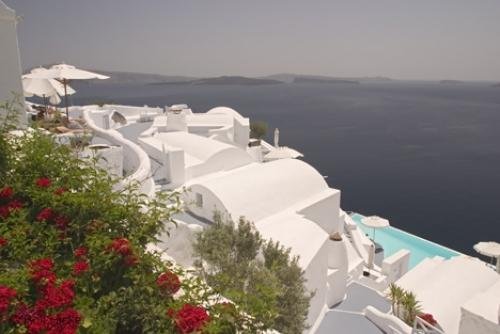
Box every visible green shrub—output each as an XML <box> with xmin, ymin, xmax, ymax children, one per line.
<box><xmin>249</xmin><ymin>121</ymin><xmax>268</xmax><ymax>139</ymax></box>
<box><xmin>193</xmin><ymin>213</ymin><xmax>312</xmax><ymax>334</ymax></box>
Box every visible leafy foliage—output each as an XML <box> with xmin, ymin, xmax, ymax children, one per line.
<box><xmin>387</xmin><ymin>283</ymin><xmax>423</xmax><ymax>325</ymax></box>
<box><xmin>249</xmin><ymin>121</ymin><xmax>268</xmax><ymax>139</ymax></box>
<box><xmin>193</xmin><ymin>213</ymin><xmax>312</xmax><ymax>334</ymax></box>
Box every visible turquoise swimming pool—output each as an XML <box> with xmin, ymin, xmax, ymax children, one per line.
<box><xmin>350</xmin><ymin>213</ymin><xmax>460</xmax><ymax>269</ymax></box>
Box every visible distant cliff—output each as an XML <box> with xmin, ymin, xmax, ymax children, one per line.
<box><xmin>263</xmin><ymin>73</ymin><xmax>392</xmax><ymax>84</ymax></box>
<box><xmin>293</xmin><ymin>77</ymin><xmax>359</xmax><ymax>85</ymax></box>
<box><xmin>193</xmin><ymin>76</ymin><xmax>282</xmax><ymax>85</ymax></box>
<box><xmin>34</xmin><ymin>68</ymin><xmax>398</xmax><ymax>86</ymax></box>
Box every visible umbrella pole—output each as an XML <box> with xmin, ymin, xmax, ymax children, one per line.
<box><xmin>64</xmin><ymin>79</ymin><xmax>69</xmax><ymax>119</ymax></box>
<box><xmin>42</xmin><ymin>95</ymin><xmax>47</xmax><ymax>115</ymax></box>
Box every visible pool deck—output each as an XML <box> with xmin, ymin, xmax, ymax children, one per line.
<box><xmin>316</xmin><ymin>282</ymin><xmax>390</xmax><ymax>334</ymax></box>
<box><xmin>350</xmin><ymin>212</ymin><xmax>461</xmax><ymax>269</ymax></box>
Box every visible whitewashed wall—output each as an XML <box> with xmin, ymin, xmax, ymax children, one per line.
<box><xmin>459</xmin><ymin>307</ymin><xmax>500</xmax><ymax>334</ymax></box>
<box><xmin>183</xmin><ymin>185</ymin><xmax>227</xmax><ymax>220</ymax></box>
<box><xmin>0</xmin><ymin>2</ymin><xmax>25</xmax><ymax>126</ymax></box>
<box><xmin>298</xmin><ymin>190</ymin><xmax>341</xmax><ymax>234</ymax></box>
<box><xmin>303</xmin><ymin>240</ymin><xmax>329</xmax><ymax>330</ymax></box>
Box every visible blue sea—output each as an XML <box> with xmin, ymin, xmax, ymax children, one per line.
<box><xmin>68</xmin><ymin>81</ymin><xmax>500</xmax><ymax>256</ymax></box>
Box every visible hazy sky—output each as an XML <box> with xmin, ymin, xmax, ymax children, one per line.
<box><xmin>5</xmin><ymin>0</ymin><xmax>500</xmax><ymax>80</ymax></box>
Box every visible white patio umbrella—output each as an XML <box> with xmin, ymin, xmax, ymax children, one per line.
<box><xmin>24</xmin><ymin>63</ymin><xmax>109</xmax><ymax>117</ymax></box>
<box><xmin>264</xmin><ymin>146</ymin><xmax>303</xmax><ymax>161</ymax></box>
<box><xmin>22</xmin><ymin>68</ymin><xmax>76</xmax><ymax>108</ymax></box>
<box><xmin>361</xmin><ymin>215</ymin><xmax>390</xmax><ymax>243</ymax></box>
<box><xmin>274</xmin><ymin>128</ymin><xmax>280</xmax><ymax>147</ymax></box>
<box><xmin>474</xmin><ymin>241</ymin><xmax>500</xmax><ymax>273</ymax></box>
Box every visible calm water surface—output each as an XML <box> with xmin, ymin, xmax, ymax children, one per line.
<box><xmin>69</xmin><ymin>81</ymin><xmax>500</xmax><ymax>255</ymax></box>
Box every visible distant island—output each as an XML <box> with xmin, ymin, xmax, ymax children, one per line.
<box><xmin>263</xmin><ymin>73</ymin><xmax>392</xmax><ymax>84</ymax></box>
<box><xmin>150</xmin><ymin>76</ymin><xmax>283</xmax><ymax>86</ymax></box>
<box><xmin>492</xmin><ymin>83</ymin><xmax>500</xmax><ymax>88</ymax></box>
<box><xmin>36</xmin><ymin>69</ymin><xmax>400</xmax><ymax>86</ymax></box>
<box><xmin>439</xmin><ymin>80</ymin><xmax>463</xmax><ymax>84</ymax></box>
<box><xmin>293</xmin><ymin>77</ymin><xmax>359</xmax><ymax>85</ymax></box>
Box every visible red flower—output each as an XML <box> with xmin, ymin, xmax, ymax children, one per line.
<box><xmin>8</xmin><ymin>200</ymin><xmax>22</xmax><ymax>210</ymax></box>
<box><xmin>73</xmin><ymin>247</ymin><xmax>87</xmax><ymax>258</ymax></box>
<box><xmin>0</xmin><ymin>205</ymin><xmax>9</xmax><ymax>218</ymax></box>
<box><xmin>109</xmin><ymin>238</ymin><xmax>132</xmax><ymax>256</ymax></box>
<box><xmin>46</xmin><ymin>308</ymin><xmax>81</xmax><ymax>334</ymax></box>
<box><xmin>419</xmin><ymin>313</ymin><xmax>437</xmax><ymax>326</ymax></box>
<box><xmin>72</xmin><ymin>261</ymin><xmax>89</xmax><ymax>276</ymax></box>
<box><xmin>11</xmin><ymin>303</ymin><xmax>81</xmax><ymax>334</ymax></box>
<box><xmin>37</xmin><ymin>208</ymin><xmax>54</xmax><ymax>221</ymax></box>
<box><xmin>0</xmin><ymin>186</ymin><xmax>13</xmax><ymax>199</ymax></box>
<box><xmin>169</xmin><ymin>304</ymin><xmax>210</xmax><ymax>334</ymax></box>
<box><xmin>36</xmin><ymin>177</ymin><xmax>52</xmax><ymax>188</ymax></box>
<box><xmin>11</xmin><ymin>303</ymin><xmax>48</xmax><ymax>331</ymax></box>
<box><xmin>31</xmin><ymin>258</ymin><xmax>54</xmax><ymax>272</ymax></box>
<box><xmin>30</xmin><ymin>258</ymin><xmax>56</xmax><ymax>285</ymax></box>
<box><xmin>54</xmin><ymin>215</ymin><xmax>70</xmax><ymax>230</ymax></box>
<box><xmin>0</xmin><ymin>285</ymin><xmax>17</xmax><ymax>315</ymax></box>
<box><xmin>54</xmin><ymin>187</ymin><xmax>66</xmax><ymax>196</ymax></box>
<box><xmin>0</xmin><ymin>200</ymin><xmax>22</xmax><ymax>219</ymax></box>
<box><xmin>124</xmin><ymin>254</ymin><xmax>139</xmax><ymax>267</ymax></box>
<box><xmin>36</xmin><ymin>280</ymin><xmax>75</xmax><ymax>310</ymax></box>
<box><xmin>157</xmin><ymin>271</ymin><xmax>181</xmax><ymax>295</ymax></box>
<box><xmin>0</xmin><ymin>237</ymin><xmax>7</xmax><ymax>248</ymax></box>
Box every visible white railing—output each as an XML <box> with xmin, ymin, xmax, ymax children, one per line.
<box><xmin>412</xmin><ymin>317</ymin><xmax>445</xmax><ymax>334</ymax></box>
<box><xmin>364</xmin><ymin>306</ymin><xmax>413</xmax><ymax>334</ymax></box>
<box><xmin>82</xmin><ymin>106</ymin><xmax>155</xmax><ymax>197</ymax></box>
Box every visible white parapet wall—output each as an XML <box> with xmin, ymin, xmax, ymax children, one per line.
<box><xmin>382</xmin><ymin>249</ymin><xmax>410</xmax><ymax>284</ymax></box>
<box><xmin>459</xmin><ymin>307</ymin><xmax>500</xmax><ymax>334</ymax></box>
<box><xmin>232</xmin><ymin>115</ymin><xmax>250</xmax><ymax>148</ymax></box>
<box><xmin>364</xmin><ymin>306</ymin><xmax>413</xmax><ymax>334</ymax></box>
<box><xmin>166</xmin><ymin>110</ymin><xmax>188</xmax><ymax>132</ymax></box>
<box><xmin>105</xmin><ymin>104</ymin><xmax>162</xmax><ymax>122</ymax></box>
<box><xmin>83</xmin><ymin>106</ymin><xmax>155</xmax><ymax>197</ymax></box>
<box><xmin>298</xmin><ymin>190</ymin><xmax>341</xmax><ymax>235</ymax></box>
<box><xmin>0</xmin><ymin>1</ymin><xmax>25</xmax><ymax>126</ymax></box>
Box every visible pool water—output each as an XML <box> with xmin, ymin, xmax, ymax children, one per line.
<box><xmin>350</xmin><ymin>213</ymin><xmax>460</xmax><ymax>269</ymax></box>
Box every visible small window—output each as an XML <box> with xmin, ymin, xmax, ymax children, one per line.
<box><xmin>195</xmin><ymin>193</ymin><xmax>203</xmax><ymax>208</ymax></box>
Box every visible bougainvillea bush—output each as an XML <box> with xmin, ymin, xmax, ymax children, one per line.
<box><xmin>0</xmin><ymin>102</ymin><xmax>256</xmax><ymax>333</ymax></box>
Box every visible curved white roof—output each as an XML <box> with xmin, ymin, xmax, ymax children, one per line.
<box><xmin>206</xmin><ymin>106</ymin><xmax>249</xmax><ymax>124</ymax></box>
<box><xmin>207</xmin><ymin>106</ymin><xmax>242</xmax><ymax>118</ymax></box>
<box><xmin>189</xmin><ymin>158</ymin><xmax>330</xmax><ymax>221</ymax></box>
<box><xmin>157</xmin><ymin>132</ymin><xmax>247</xmax><ymax>163</ymax></box>
<box><xmin>256</xmin><ymin>212</ymin><xmax>328</xmax><ymax>268</ymax></box>
<box><xmin>153</xmin><ymin>132</ymin><xmax>253</xmax><ymax>172</ymax></box>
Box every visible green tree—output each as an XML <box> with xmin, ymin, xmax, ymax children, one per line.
<box><xmin>193</xmin><ymin>213</ymin><xmax>312</xmax><ymax>334</ymax></box>
<box><xmin>387</xmin><ymin>283</ymin><xmax>404</xmax><ymax>317</ymax></box>
<box><xmin>250</xmin><ymin>121</ymin><xmax>268</xmax><ymax>139</ymax></box>
<box><xmin>401</xmin><ymin>291</ymin><xmax>422</xmax><ymax>325</ymax></box>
